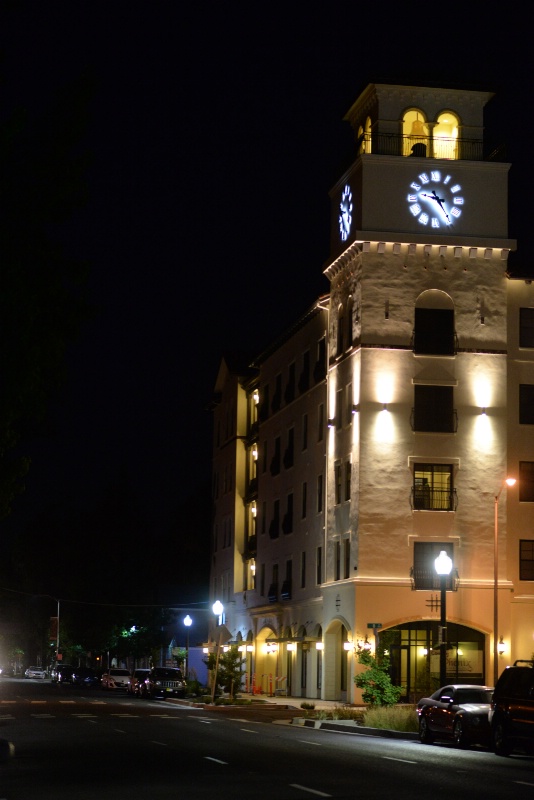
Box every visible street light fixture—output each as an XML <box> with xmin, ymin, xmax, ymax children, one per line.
<box><xmin>434</xmin><ymin>550</ymin><xmax>453</xmax><ymax>687</ymax></box>
<box><xmin>183</xmin><ymin>615</ymin><xmax>192</xmax><ymax>678</ymax></box>
<box><xmin>494</xmin><ymin>477</ymin><xmax>516</xmax><ymax>686</ymax></box>
<box><xmin>211</xmin><ymin>601</ymin><xmax>224</xmax><ymax>703</ymax></box>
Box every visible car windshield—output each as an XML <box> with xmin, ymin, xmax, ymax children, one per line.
<box><xmin>455</xmin><ymin>688</ymin><xmax>493</xmax><ymax>703</ymax></box>
<box><xmin>153</xmin><ymin>669</ymin><xmax>183</xmax><ymax>679</ymax></box>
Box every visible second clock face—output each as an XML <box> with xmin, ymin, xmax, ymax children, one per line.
<box><xmin>339</xmin><ymin>184</ymin><xmax>353</xmax><ymax>241</ymax></box>
<box><xmin>407</xmin><ymin>171</ymin><xmax>464</xmax><ymax>229</ymax></box>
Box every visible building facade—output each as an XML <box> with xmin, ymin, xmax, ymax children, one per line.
<box><xmin>209</xmin><ymin>82</ymin><xmax>534</xmax><ymax>702</ymax></box>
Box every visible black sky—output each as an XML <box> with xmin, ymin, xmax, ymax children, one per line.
<box><xmin>1</xmin><ymin>4</ymin><xmax>533</xmax><ymax>548</ymax></box>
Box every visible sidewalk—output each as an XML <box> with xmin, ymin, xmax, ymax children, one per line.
<box><xmin>239</xmin><ymin>692</ymin><xmax>362</xmax><ymax>711</ymax></box>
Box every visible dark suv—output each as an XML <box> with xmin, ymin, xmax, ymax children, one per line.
<box><xmin>490</xmin><ymin>660</ymin><xmax>534</xmax><ymax>756</ymax></box>
<box><xmin>139</xmin><ymin>667</ymin><xmax>186</xmax><ymax>699</ymax></box>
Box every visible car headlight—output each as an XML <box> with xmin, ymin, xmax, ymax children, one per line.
<box><xmin>155</xmin><ymin>680</ymin><xmax>162</xmax><ymax>686</ymax></box>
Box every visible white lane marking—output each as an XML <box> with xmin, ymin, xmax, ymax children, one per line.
<box><xmin>515</xmin><ymin>782</ymin><xmax>534</xmax><ymax>787</ymax></box>
<box><xmin>240</xmin><ymin>728</ymin><xmax>258</xmax><ymax>733</ymax></box>
<box><xmin>30</xmin><ymin>714</ymin><xmax>55</xmax><ymax>718</ymax></box>
<box><xmin>29</xmin><ymin>701</ymin><xmax>47</xmax><ymax>704</ymax></box>
<box><xmin>289</xmin><ymin>784</ymin><xmax>332</xmax><ymax>797</ymax></box>
<box><xmin>73</xmin><ymin>714</ymin><xmax>98</xmax><ymax>718</ymax></box>
<box><xmin>110</xmin><ymin>714</ymin><xmax>138</xmax><ymax>717</ymax></box>
<box><xmin>198</xmin><ymin>720</ymin><xmax>212</xmax><ymax>724</ymax></box>
<box><xmin>0</xmin><ymin>715</ymin><xmax>14</xmax><ymax>720</ymax></box>
<box><xmin>114</xmin><ymin>729</ymin><xmax>125</xmax><ymax>733</ymax></box>
<box><xmin>382</xmin><ymin>756</ymin><xmax>417</xmax><ymax>764</ymax></box>
<box><xmin>152</xmin><ymin>741</ymin><xmax>168</xmax><ymax>746</ymax></box>
<box><xmin>297</xmin><ymin>740</ymin><xmax>322</xmax><ymax>746</ymax></box>
<box><xmin>59</xmin><ymin>700</ymin><xmax>76</xmax><ymax>704</ymax></box>
<box><xmin>204</xmin><ymin>756</ymin><xmax>227</xmax><ymax>764</ymax></box>
<box><xmin>87</xmin><ymin>720</ymin><xmax>97</xmax><ymax>724</ymax></box>
<box><xmin>149</xmin><ymin>714</ymin><xmax>172</xmax><ymax>718</ymax></box>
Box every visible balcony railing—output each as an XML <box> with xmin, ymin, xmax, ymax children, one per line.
<box><xmin>410</xmin><ymin>566</ymin><xmax>459</xmax><ymax>591</ymax></box>
<box><xmin>411</xmin><ymin>487</ymin><xmax>458</xmax><ymax>511</ymax></box>
<box><xmin>411</xmin><ymin>331</ymin><xmax>459</xmax><ymax>356</ymax></box>
<box><xmin>410</xmin><ymin>408</ymin><xmax>458</xmax><ymax>433</ymax></box>
<box><xmin>360</xmin><ymin>133</ymin><xmax>496</xmax><ymax>161</ymax></box>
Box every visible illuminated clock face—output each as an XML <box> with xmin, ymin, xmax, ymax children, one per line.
<box><xmin>339</xmin><ymin>184</ymin><xmax>353</xmax><ymax>241</ymax></box>
<box><xmin>407</xmin><ymin>171</ymin><xmax>464</xmax><ymax>229</ymax></box>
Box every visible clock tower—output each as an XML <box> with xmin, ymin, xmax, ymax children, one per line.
<box><xmin>322</xmin><ymin>83</ymin><xmax>516</xmax><ymax>699</ymax></box>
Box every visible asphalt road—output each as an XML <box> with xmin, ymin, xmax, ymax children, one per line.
<box><xmin>1</xmin><ymin>677</ymin><xmax>533</xmax><ymax>799</ymax></box>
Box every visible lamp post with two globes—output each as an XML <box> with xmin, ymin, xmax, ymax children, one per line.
<box><xmin>434</xmin><ymin>550</ymin><xmax>453</xmax><ymax>687</ymax></box>
<box><xmin>183</xmin><ymin>614</ymin><xmax>192</xmax><ymax>678</ymax></box>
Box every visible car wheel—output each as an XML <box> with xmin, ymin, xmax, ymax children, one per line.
<box><xmin>419</xmin><ymin>716</ymin><xmax>434</xmax><ymax>744</ymax></box>
<box><xmin>453</xmin><ymin>718</ymin><xmax>469</xmax><ymax>748</ymax></box>
<box><xmin>492</xmin><ymin>718</ymin><xmax>512</xmax><ymax>757</ymax></box>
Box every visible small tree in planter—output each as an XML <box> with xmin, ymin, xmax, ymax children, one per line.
<box><xmin>204</xmin><ymin>645</ymin><xmax>245</xmax><ymax>700</ymax></box>
<box><xmin>354</xmin><ymin>639</ymin><xmax>402</xmax><ymax>707</ymax></box>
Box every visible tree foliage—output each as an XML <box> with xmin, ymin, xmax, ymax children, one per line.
<box><xmin>204</xmin><ymin>645</ymin><xmax>245</xmax><ymax>698</ymax></box>
<box><xmin>354</xmin><ymin>637</ymin><xmax>402</xmax><ymax>706</ymax></box>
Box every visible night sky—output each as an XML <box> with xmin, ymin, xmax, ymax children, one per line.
<box><xmin>1</xmin><ymin>5</ymin><xmax>532</xmax><ymax>583</ymax></box>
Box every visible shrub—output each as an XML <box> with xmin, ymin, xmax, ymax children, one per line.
<box><xmin>354</xmin><ymin>640</ymin><xmax>402</xmax><ymax>706</ymax></box>
<box><xmin>363</xmin><ymin>705</ymin><xmax>418</xmax><ymax>732</ymax></box>
<box><xmin>300</xmin><ymin>701</ymin><xmax>315</xmax><ymax>710</ymax></box>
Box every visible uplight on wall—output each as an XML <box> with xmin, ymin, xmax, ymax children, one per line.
<box><xmin>287</xmin><ymin>642</ymin><xmax>296</xmax><ymax>652</ymax></box>
<box><xmin>315</xmin><ymin>642</ymin><xmax>324</xmax><ymax>650</ymax></box>
<box><xmin>497</xmin><ymin>636</ymin><xmax>506</xmax><ymax>655</ymax></box>
<box><xmin>343</xmin><ymin>641</ymin><xmax>353</xmax><ymax>651</ymax></box>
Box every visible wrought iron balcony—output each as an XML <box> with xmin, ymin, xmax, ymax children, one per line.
<box><xmin>410</xmin><ymin>566</ymin><xmax>459</xmax><ymax>591</ymax></box>
<box><xmin>359</xmin><ymin>132</ymin><xmax>503</xmax><ymax>162</ymax></box>
<box><xmin>411</xmin><ymin>487</ymin><xmax>458</xmax><ymax>511</ymax></box>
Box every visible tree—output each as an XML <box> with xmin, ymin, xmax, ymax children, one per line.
<box><xmin>204</xmin><ymin>645</ymin><xmax>245</xmax><ymax>699</ymax></box>
<box><xmin>354</xmin><ymin>638</ymin><xmax>402</xmax><ymax>706</ymax></box>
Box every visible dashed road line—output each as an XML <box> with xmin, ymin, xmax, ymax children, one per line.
<box><xmin>289</xmin><ymin>784</ymin><xmax>331</xmax><ymax>797</ymax></box>
<box><xmin>204</xmin><ymin>756</ymin><xmax>227</xmax><ymax>764</ymax></box>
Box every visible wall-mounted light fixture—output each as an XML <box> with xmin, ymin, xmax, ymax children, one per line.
<box><xmin>343</xmin><ymin>641</ymin><xmax>353</xmax><ymax>652</ymax></box>
<box><xmin>382</xmin><ymin>403</ymin><xmax>388</xmax><ymax>412</ymax></box>
<box><xmin>246</xmin><ymin>645</ymin><xmax>254</xmax><ymax>653</ymax></box>
<box><xmin>315</xmin><ymin>641</ymin><xmax>324</xmax><ymax>651</ymax></box>
<box><xmin>327</xmin><ymin>418</ymin><xmax>335</xmax><ymax>428</ymax></box>
<box><xmin>352</xmin><ymin>403</ymin><xmax>360</xmax><ymax>414</ymax></box>
<box><xmin>287</xmin><ymin>642</ymin><xmax>296</xmax><ymax>652</ymax></box>
<box><xmin>253</xmin><ymin>390</ymin><xmax>259</xmax><ymax>405</ymax></box>
<box><xmin>481</xmin><ymin>408</ymin><xmax>487</xmax><ymax>416</ymax></box>
<box><xmin>497</xmin><ymin>636</ymin><xmax>506</xmax><ymax>655</ymax></box>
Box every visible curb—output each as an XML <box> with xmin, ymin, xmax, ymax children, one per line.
<box><xmin>293</xmin><ymin>718</ymin><xmax>419</xmax><ymax>740</ymax></box>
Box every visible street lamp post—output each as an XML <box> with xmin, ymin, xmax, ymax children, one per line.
<box><xmin>211</xmin><ymin>601</ymin><xmax>224</xmax><ymax>703</ymax></box>
<box><xmin>494</xmin><ymin>477</ymin><xmax>516</xmax><ymax>686</ymax></box>
<box><xmin>434</xmin><ymin>550</ymin><xmax>453</xmax><ymax>687</ymax></box>
<box><xmin>183</xmin><ymin>614</ymin><xmax>192</xmax><ymax>678</ymax></box>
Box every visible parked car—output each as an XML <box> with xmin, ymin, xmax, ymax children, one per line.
<box><xmin>54</xmin><ymin>665</ymin><xmax>74</xmax><ymax>683</ymax></box>
<box><xmin>139</xmin><ymin>667</ymin><xmax>187</xmax><ymax>699</ymax></box>
<box><xmin>24</xmin><ymin>666</ymin><xmax>47</xmax><ymax>679</ymax></box>
<box><xmin>101</xmin><ymin>668</ymin><xmax>131</xmax><ymax>690</ymax></box>
<box><xmin>490</xmin><ymin>659</ymin><xmax>534</xmax><ymax>756</ymax></box>
<box><xmin>127</xmin><ymin>669</ymin><xmax>150</xmax><ymax>696</ymax></box>
<box><xmin>417</xmin><ymin>684</ymin><xmax>494</xmax><ymax>747</ymax></box>
<box><xmin>71</xmin><ymin>667</ymin><xmax>100</xmax><ymax>689</ymax></box>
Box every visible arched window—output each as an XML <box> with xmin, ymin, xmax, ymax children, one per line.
<box><xmin>433</xmin><ymin>111</ymin><xmax>459</xmax><ymax>159</ymax></box>
<box><xmin>357</xmin><ymin>117</ymin><xmax>372</xmax><ymax>154</ymax></box>
<box><xmin>413</xmin><ymin>290</ymin><xmax>455</xmax><ymax>355</ymax></box>
<box><xmin>403</xmin><ymin>108</ymin><xmax>429</xmax><ymax>157</ymax></box>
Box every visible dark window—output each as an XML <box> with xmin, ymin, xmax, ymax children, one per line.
<box><xmin>520</xmin><ymin>540</ymin><xmax>534</xmax><ymax>580</ymax></box>
<box><xmin>259</xmin><ymin>385</ymin><xmax>269</xmax><ymax>422</ymax></box>
<box><xmin>520</xmin><ymin>385</ymin><xmax>534</xmax><ymax>424</ymax></box>
<box><xmin>412</xmin><ymin>542</ymin><xmax>454</xmax><ymax>590</ymax></box>
<box><xmin>336</xmin><ymin>389</ymin><xmax>343</xmax><ymax>429</ymax></box>
<box><xmin>269</xmin><ymin>499</ymin><xmax>280</xmax><ymax>539</ymax></box>
<box><xmin>346</xmin><ymin>383</ymin><xmax>353</xmax><ymax>424</ymax></box>
<box><xmin>520</xmin><ymin>308</ymin><xmax>534</xmax><ymax>348</ymax></box>
<box><xmin>318</xmin><ymin>403</ymin><xmax>324</xmax><ymax>442</ymax></box>
<box><xmin>261</xmin><ymin>501</ymin><xmax>266</xmax><ymax>535</ymax></box>
<box><xmin>335</xmin><ymin>541</ymin><xmax>341</xmax><ymax>581</ymax></box>
<box><xmin>337</xmin><ymin>307</ymin><xmax>344</xmax><ymax>356</ymax></box>
<box><xmin>285</xmin><ymin>363</ymin><xmax>295</xmax><ymax>405</ymax></box>
<box><xmin>281</xmin><ymin>560</ymin><xmax>292</xmax><ymax>600</ymax></box>
<box><xmin>413</xmin><ymin>307</ymin><xmax>455</xmax><ymax>355</ymax></box>
<box><xmin>260</xmin><ymin>563</ymin><xmax>265</xmax><ymax>596</ymax></box>
<box><xmin>519</xmin><ymin>462</ymin><xmax>534</xmax><ymax>502</ymax></box>
<box><xmin>270</xmin><ymin>436</ymin><xmax>281</xmax><ymax>475</ymax></box>
<box><xmin>413</xmin><ymin>464</ymin><xmax>454</xmax><ymax>510</ymax></box>
<box><xmin>262</xmin><ymin>440</ymin><xmax>268</xmax><ymax>473</ymax></box>
<box><xmin>345</xmin><ymin>461</ymin><xmax>352</xmax><ymax>502</ymax></box>
<box><xmin>302</xmin><ymin>413</ymin><xmax>308</xmax><ymax>450</ymax></box>
<box><xmin>299</xmin><ymin>350</ymin><xmax>310</xmax><ymax>394</ymax></box>
<box><xmin>301</xmin><ymin>551</ymin><xmax>306</xmax><ymax>589</ymax></box>
<box><xmin>335</xmin><ymin>462</ymin><xmax>342</xmax><ymax>505</ymax></box>
<box><xmin>283</xmin><ymin>428</ymin><xmax>294</xmax><ymax>469</ymax></box>
<box><xmin>282</xmin><ymin>493</ymin><xmax>293</xmax><ymax>534</ymax></box>
<box><xmin>301</xmin><ymin>481</ymin><xmax>307</xmax><ymax>519</ymax></box>
<box><xmin>272</xmin><ymin>375</ymin><xmax>282</xmax><ymax>413</ymax></box>
<box><xmin>314</xmin><ymin>338</ymin><xmax>326</xmax><ymax>383</ymax></box>
<box><xmin>344</xmin><ymin>538</ymin><xmax>350</xmax><ymax>579</ymax></box>
<box><xmin>413</xmin><ymin>385</ymin><xmax>455</xmax><ymax>432</ymax></box>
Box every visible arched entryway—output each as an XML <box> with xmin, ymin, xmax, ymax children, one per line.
<box><xmin>323</xmin><ymin>618</ymin><xmax>351</xmax><ymax>702</ymax></box>
<box><xmin>384</xmin><ymin>621</ymin><xmax>486</xmax><ymax>702</ymax></box>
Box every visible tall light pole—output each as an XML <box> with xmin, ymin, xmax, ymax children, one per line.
<box><xmin>183</xmin><ymin>614</ymin><xmax>192</xmax><ymax>678</ymax></box>
<box><xmin>435</xmin><ymin>550</ymin><xmax>452</xmax><ymax>687</ymax></box>
<box><xmin>211</xmin><ymin>601</ymin><xmax>224</xmax><ymax>703</ymax></box>
<box><xmin>494</xmin><ymin>477</ymin><xmax>516</xmax><ymax>686</ymax></box>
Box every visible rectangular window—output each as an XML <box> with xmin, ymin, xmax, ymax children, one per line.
<box><xmin>301</xmin><ymin>481</ymin><xmax>307</xmax><ymax>519</ymax></box>
<box><xmin>282</xmin><ymin>493</ymin><xmax>293</xmax><ymax>534</ymax></box>
<box><xmin>334</xmin><ymin>462</ymin><xmax>342</xmax><ymax>505</ymax></box>
<box><xmin>260</xmin><ymin>563</ymin><xmax>265</xmax><ymax>596</ymax></box>
<box><xmin>285</xmin><ymin>362</ymin><xmax>295</xmax><ymax>404</ymax></box>
<box><xmin>316</xmin><ymin>546</ymin><xmax>322</xmax><ymax>585</ymax></box>
<box><xmin>412</xmin><ymin>542</ymin><xmax>454</xmax><ymax>590</ymax></box>
<box><xmin>317</xmin><ymin>474</ymin><xmax>323</xmax><ymax>513</ymax></box>
<box><xmin>283</xmin><ymin>427</ymin><xmax>294</xmax><ymax>469</ymax></box>
<box><xmin>335</xmin><ymin>541</ymin><xmax>341</xmax><ymax>581</ymax></box>
<box><xmin>302</xmin><ymin>413</ymin><xmax>308</xmax><ymax>450</ymax></box>
<box><xmin>344</xmin><ymin>538</ymin><xmax>350</xmax><ymax>579</ymax></box>
<box><xmin>299</xmin><ymin>350</ymin><xmax>310</xmax><ymax>393</ymax></box>
<box><xmin>269</xmin><ymin>499</ymin><xmax>280</xmax><ymax>539</ymax></box>
<box><xmin>272</xmin><ymin>374</ymin><xmax>282</xmax><ymax>412</ymax></box>
<box><xmin>414</xmin><ymin>308</ymin><xmax>455</xmax><ymax>355</ymax></box>
<box><xmin>345</xmin><ymin>461</ymin><xmax>352</xmax><ymax>502</ymax></box>
<box><xmin>281</xmin><ymin>560</ymin><xmax>292</xmax><ymax>600</ymax></box>
<box><xmin>520</xmin><ymin>308</ymin><xmax>534</xmax><ymax>348</ymax></box>
<box><xmin>413</xmin><ymin>385</ymin><xmax>455</xmax><ymax>433</ymax></box>
<box><xmin>270</xmin><ymin>436</ymin><xmax>281</xmax><ymax>475</ymax></box>
<box><xmin>318</xmin><ymin>403</ymin><xmax>324</xmax><ymax>442</ymax></box>
<box><xmin>520</xmin><ymin>540</ymin><xmax>534</xmax><ymax>580</ymax></box>
<box><xmin>520</xmin><ymin>385</ymin><xmax>534</xmax><ymax>424</ymax></box>
<box><xmin>262</xmin><ymin>440</ymin><xmax>268</xmax><ymax>473</ymax></box>
<box><xmin>519</xmin><ymin>462</ymin><xmax>534</xmax><ymax>502</ymax></box>
<box><xmin>301</xmin><ymin>551</ymin><xmax>306</xmax><ymax>588</ymax></box>
<box><xmin>413</xmin><ymin>464</ymin><xmax>454</xmax><ymax>510</ymax></box>
<box><xmin>261</xmin><ymin>501</ymin><xmax>266</xmax><ymax>535</ymax></box>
